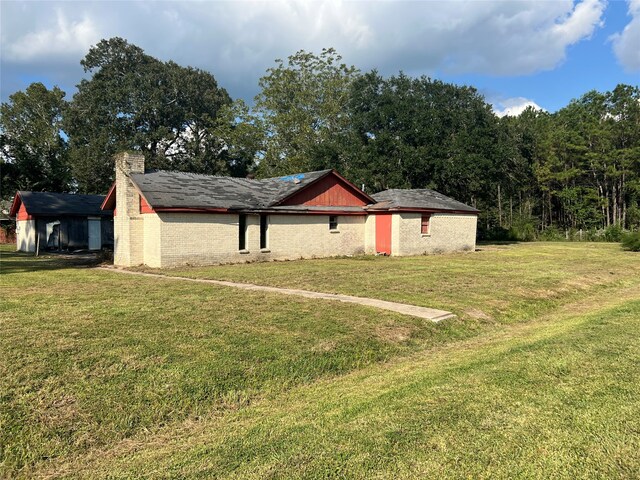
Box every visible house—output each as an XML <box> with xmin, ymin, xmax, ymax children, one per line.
<box><xmin>10</xmin><ymin>191</ymin><xmax>114</xmax><ymax>252</ymax></box>
<box><xmin>102</xmin><ymin>152</ymin><xmax>478</xmax><ymax>268</ymax></box>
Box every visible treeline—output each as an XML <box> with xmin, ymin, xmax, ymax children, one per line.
<box><xmin>1</xmin><ymin>38</ymin><xmax>639</xmax><ymax>235</ymax></box>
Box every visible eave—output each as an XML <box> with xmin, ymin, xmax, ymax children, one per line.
<box><xmin>8</xmin><ymin>192</ymin><xmax>23</xmax><ymax>218</ymax></box>
<box><xmin>366</xmin><ymin>207</ymin><xmax>480</xmax><ymax>215</ymax></box>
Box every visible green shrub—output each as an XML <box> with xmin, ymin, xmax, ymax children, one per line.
<box><xmin>477</xmin><ymin>226</ymin><xmax>517</xmax><ymax>242</ymax></box>
<box><xmin>621</xmin><ymin>231</ymin><xmax>640</xmax><ymax>252</ymax></box>
<box><xmin>538</xmin><ymin>226</ymin><xmax>564</xmax><ymax>241</ymax></box>
<box><xmin>508</xmin><ymin>215</ymin><xmax>538</xmax><ymax>242</ymax></box>
<box><xmin>604</xmin><ymin>224</ymin><xmax>624</xmax><ymax>242</ymax></box>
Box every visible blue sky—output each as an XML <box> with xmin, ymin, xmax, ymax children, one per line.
<box><xmin>1</xmin><ymin>0</ymin><xmax>638</xmax><ymax>116</ymax></box>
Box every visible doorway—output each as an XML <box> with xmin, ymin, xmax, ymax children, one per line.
<box><xmin>88</xmin><ymin>218</ymin><xmax>102</xmax><ymax>250</ymax></box>
<box><xmin>375</xmin><ymin>214</ymin><xmax>392</xmax><ymax>255</ymax></box>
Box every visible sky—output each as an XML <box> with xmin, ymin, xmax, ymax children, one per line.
<box><xmin>1</xmin><ymin>0</ymin><xmax>638</xmax><ymax>116</ymax></box>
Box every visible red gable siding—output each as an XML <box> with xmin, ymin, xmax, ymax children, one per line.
<box><xmin>281</xmin><ymin>174</ymin><xmax>369</xmax><ymax>207</ymax></box>
<box><xmin>17</xmin><ymin>202</ymin><xmax>32</xmax><ymax>220</ymax></box>
<box><xmin>140</xmin><ymin>195</ymin><xmax>155</xmax><ymax>214</ymax></box>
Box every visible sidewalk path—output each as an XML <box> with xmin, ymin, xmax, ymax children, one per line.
<box><xmin>98</xmin><ymin>267</ymin><xmax>455</xmax><ymax>322</ymax></box>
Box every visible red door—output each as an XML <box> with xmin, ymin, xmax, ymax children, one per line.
<box><xmin>375</xmin><ymin>214</ymin><xmax>392</xmax><ymax>255</ymax></box>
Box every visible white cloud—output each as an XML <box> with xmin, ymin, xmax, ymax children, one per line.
<box><xmin>3</xmin><ymin>9</ymin><xmax>99</xmax><ymax>62</ymax></box>
<box><xmin>610</xmin><ymin>0</ymin><xmax>640</xmax><ymax>72</ymax></box>
<box><xmin>0</xmin><ymin>0</ymin><xmax>608</xmax><ymax>101</ymax></box>
<box><xmin>493</xmin><ymin>97</ymin><xmax>545</xmax><ymax>117</ymax></box>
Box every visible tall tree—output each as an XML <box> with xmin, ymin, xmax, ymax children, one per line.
<box><xmin>346</xmin><ymin>71</ymin><xmax>501</xmax><ymax>206</ymax></box>
<box><xmin>253</xmin><ymin>48</ymin><xmax>360</xmax><ymax>177</ymax></box>
<box><xmin>0</xmin><ymin>83</ymin><xmax>70</xmax><ymax>197</ymax></box>
<box><xmin>64</xmin><ymin>37</ymin><xmax>232</xmax><ymax>193</ymax></box>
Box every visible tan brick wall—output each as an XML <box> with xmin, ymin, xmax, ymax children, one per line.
<box><xmin>393</xmin><ymin>213</ymin><xmax>477</xmax><ymax>255</ymax></box>
<box><xmin>16</xmin><ymin>219</ymin><xmax>36</xmax><ymax>252</ymax></box>
<box><xmin>113</xmin><ymin>152</ymin><xmax>145</xmax><ymax>267</ymax></box>
<box><xmin>150</xmin><ymin>213</ymin><xmax>366</xmax><ymax>268</ymax></box>
<box><xmin>143</xmin><ymin>213</ymin><xmax>163</xmax><ymax>268</ymax></box>
<box><xmin>364</xmin><ymin>214</ymin><xmax>377</xmax><ymax>254</ymax></box>
<box><xmin>268</xmin><ymin>214</ymin><xmax>365</xmax><ymax>259</ymax></box>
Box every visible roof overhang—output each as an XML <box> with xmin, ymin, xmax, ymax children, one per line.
<box><xmin>101</xmin><ymin>179</ymin><xmax>155</xmax><ymax>213</ymax></box>
<box><xmin>101</xmin><ymin>182</ymin><xmax>117</xmax><ymax>210</ymax></box>
<box><xmin>367</xmin><ymin>207</ymin><xmax>480</xmax><ymax>215</ymax></box>
<box><xmin>8</xmin><ymin>192</ymin><xmax>23</xmax><ymax>218</ymax></box>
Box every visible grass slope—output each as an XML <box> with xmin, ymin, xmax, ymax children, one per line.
<box><xmin>156</xmin><ymin>242</ymin><xmax>640</xmax><ymax>323</ymax></box>
<box><xmin>42</xmin><ymin>287</ymin><xmax>640</xmax><ymax>479</ymax></box>
<box><xmin>1</xmin><ymin>243</ymin><xmax>639</xmax><ymax>478</ymax></box>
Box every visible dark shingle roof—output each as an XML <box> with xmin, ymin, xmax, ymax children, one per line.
<box><xmin>130</xmin><ymin>169</ymin><xmax>333</xmax><ymax>209</ymax></box>
<box><xmin>370</xmin><ymin>189</ymin><xmax>478</xmax><ymax>213</ymax></box>
<box><xmin>16</xmin><ymin>191</ymin><xmax>111</xmax><ymax>216</ymax></box>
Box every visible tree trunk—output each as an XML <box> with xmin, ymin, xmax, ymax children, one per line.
<box><xmin>498</xmin><ymin>185</ymin><xmax>502</xmax><ymax>228</ymax></box>
<box><xmin>510</xmin><ymin>196</ymin><xmax>513</xmax><ymax>227</ymax></box>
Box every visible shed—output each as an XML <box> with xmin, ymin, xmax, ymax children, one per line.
<box><xmin>9</xmin><ymin>191</ymin><xmax>114</xmax><ymax>252</ymax></box>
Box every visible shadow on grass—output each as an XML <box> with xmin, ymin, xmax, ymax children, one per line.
<box><xmin>0</xmin><ymin>249</ymin><xmax>103</xmax><ymax>275</ymax></box>
<box><xmin>476</xmin><ymin>240</ymin><xmax>521</xmax><ymax>246</ymax></box>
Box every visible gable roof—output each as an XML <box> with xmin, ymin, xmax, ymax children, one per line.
<box><xmin>103</xmin><ymin>169</ymin><xmax>375</xmax><ymax>211</ymax></box>
<box><xmin>370</xmin><ymin>189</ymin><xmax>479</xmax><ymax>213</ymax></box>
<box><xmin>9</xmin><ymin>191</ymin><xmax>112</xmax><ymax>218</ymax></box>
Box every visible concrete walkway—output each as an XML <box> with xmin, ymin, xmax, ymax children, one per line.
<box><xmin>98</xmin><ymin>267</ymin><xmax>455</xmax><ymax>322</ymax></box>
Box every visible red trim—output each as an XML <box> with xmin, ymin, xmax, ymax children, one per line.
<box><xmin>368</xmin><ymin>207</ymin><xmax>479</xmax><ymax>215</ymax></box>
<box><xmin>251</xmin><ymin>210</ymin><xmax>367</xmax><ymax>216</ymax></box>
<box><xmin>9</xmin><ymin>192</ymin><xmax>23</xmax><ymax>218</ymax></box>
<box><xmin>155</xmin><ymin>207</ymin><xmax>231</xmax><ymax>213</ymax></box>
<box><xmin>274</xmin><ymin>170</ymin><xmax>375</xmax><ymax>206</ymax></box>
<box><xmin>152</xmin><ymin>208</ymin><xmax>366</xmax><ymax>216</ymax></box>
<box><xmin>101</xmin><ymin>182</ymin><xmax>116</xmax><ymax>210</ymax></box>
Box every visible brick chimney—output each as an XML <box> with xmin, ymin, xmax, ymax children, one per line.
<box><xmin>113</xmin><ymin>152</ymin><xmax>145</xmax><ymax>266</ymax></box>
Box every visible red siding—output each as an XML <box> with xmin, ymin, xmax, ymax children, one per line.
<box><xmin>17</xmin><ymin>202</ymin><xmax>32</xmax><ymax>221</ymax></box>
<box><xmin>140</xmin><ymin>195</ymin><xmax>155</xmax><ymax>214</ymax></box>
<box><xmin>281</xmin><ymin>175</ymin><xmax>369</xmax><ymax>207</ymax></box>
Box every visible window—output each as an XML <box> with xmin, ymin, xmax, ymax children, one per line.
<box><xmin>260</xmin><ymin>214</ymin><xmax>268</xmax><ymax>249</ymax></box>
<box><xmin>238</xmin><ymin>214</ymin><xmax>247</xmax><ymax>250</ymax></box>
<box><xmin>329</xmin><ymin>215</ymin><xmax>338</xmax><ymax>231</ymax></box>
<box><xmin>421</xmin><ymin>214</ymin><xmax>431</xmax><ymax>235</ymax></box>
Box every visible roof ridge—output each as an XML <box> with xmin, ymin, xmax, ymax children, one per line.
<box><xmin>259</xmin><ymin>169</ymin><xmax>333</xmax><ymax>182</ymax></box>
<box><xmin>149</xmin><ymin>170</ymin><xmax>255</xmax><ymax>181</ymax></box>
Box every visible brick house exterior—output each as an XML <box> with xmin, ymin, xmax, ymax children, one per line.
<box><xmin>103</xmin><ymin>152</ymin><xmax>478</xmax><ymax>268</ymax></box>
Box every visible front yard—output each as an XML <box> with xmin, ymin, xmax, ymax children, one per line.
<box><xmin>1</xmin><ymin>243</ymin><xmax>639</xmax><ymax>478</ymax></box>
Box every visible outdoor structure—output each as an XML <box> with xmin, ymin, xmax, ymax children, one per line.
<box><xmin>103</xmin><ymin>152</ymin><xmax>478</xmax><ymax>268</ymax></box>
<box><xmin>10</xmin><ymin>191</ymin><xmax>114</xmax><ymax>253</ymax></box>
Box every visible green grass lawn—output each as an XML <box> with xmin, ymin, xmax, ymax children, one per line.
<box><xmin>158</xmin><ymin>242</ymin><xmax>640</xmax><ymax>323</ymax></box>
<box><xmin>1</xmin><ymin>243</ymin><xmax>639</xmax><ymax>478</ymax></box>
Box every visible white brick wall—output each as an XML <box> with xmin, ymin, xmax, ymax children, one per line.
<box><xmin>364</xmin><ymin>214</ymin><xmax>376</xmax><ymax>254</ymax></box>
<box><xmin>393</xmin><ymin>213</ymin><xmax>477</xmax><ymax>255</ymax></box>
<box><xmin>146</xmin><ymin>213</ymin><xmax>367</xmax><ymax>268</ymax></box>
<box><xmin>143</xmin><ymin>213</ymin><xmax>162</xmax><ymax>267</ymax></box>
